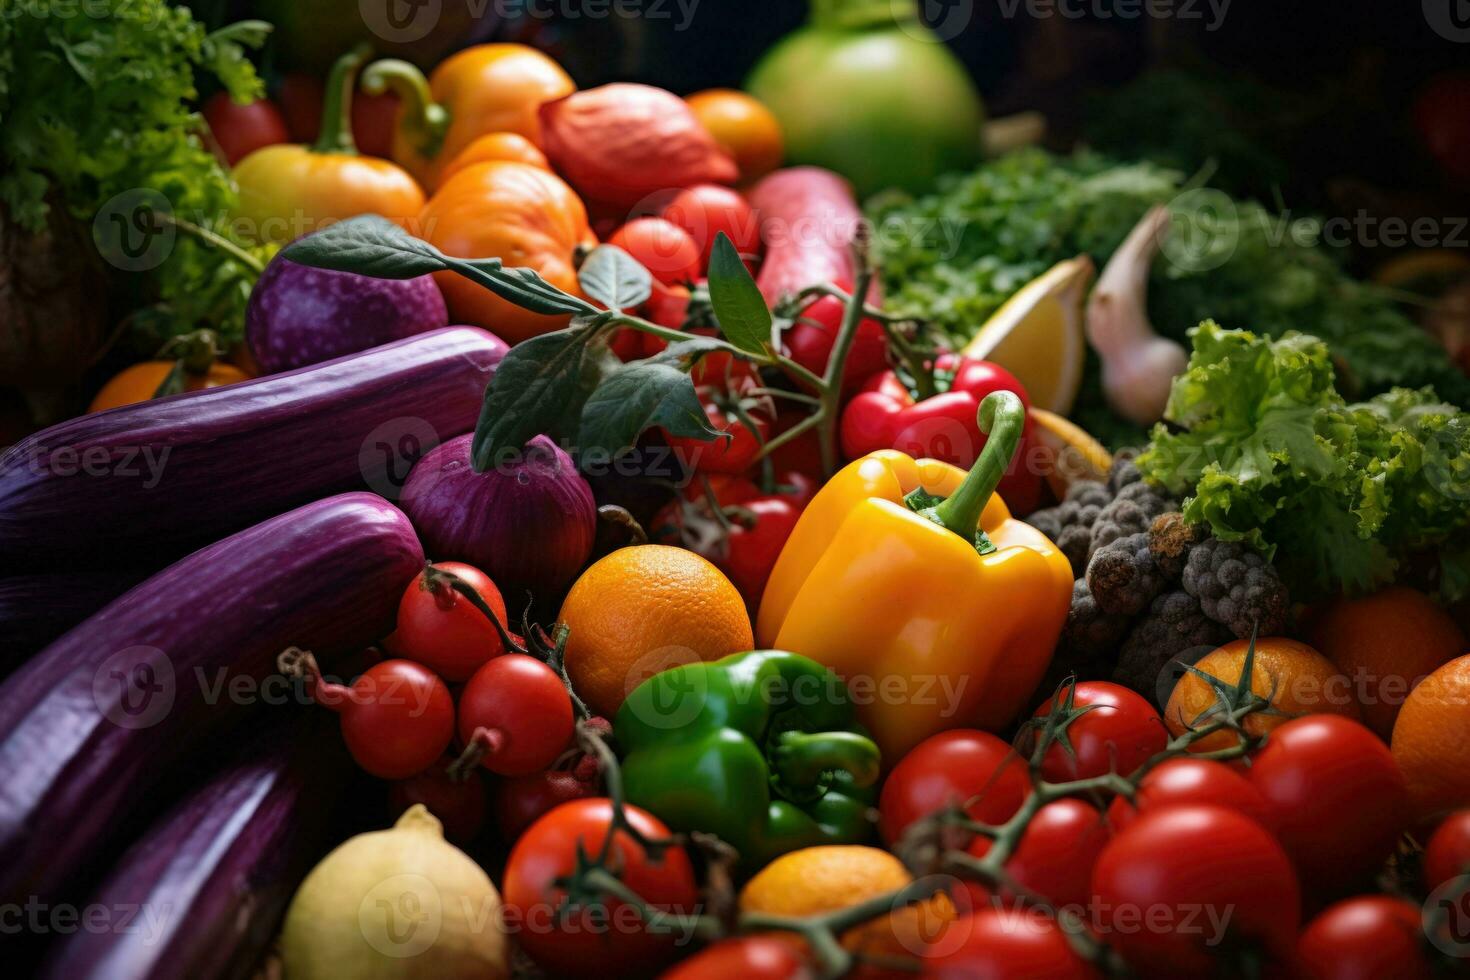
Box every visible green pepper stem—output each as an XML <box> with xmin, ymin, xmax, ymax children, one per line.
<box><xmin>931</xmin><ymin>390</ymin><xmax>1026</xmax><ymax>541</ymax></box>
<box><xmin>312</xmin><ymin>44</ymin><xmax>372</xmax><ymax>156</ymax></box>
<box><xmin>773</xmin><ymin>730</ymin><xmax>880</xmax><ymax>790</ymax></box>
<box><xmin>360</xmin><ymin>58</ymin><xmax>449</xmax><ymax>160</ymax></box>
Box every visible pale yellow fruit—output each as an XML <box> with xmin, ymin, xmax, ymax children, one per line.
<box><xmin>1029</xmin><ymin>406</ymin><xmax>1113</xmax><ymax>500</ymax></box>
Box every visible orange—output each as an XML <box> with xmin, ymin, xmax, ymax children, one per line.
<box><xmin>1165</xmin><ymin>637</ymin><xmax>1361</xmax><ymax>752</ymax></box>
<box><xmin>437</xmin><ymin>132</ymin><xmax>549</xmax><ymax>185</ymax></box>
<box><xmin>738</xmin><ymin>846</ymin><xmax>954</xmax><ymax>966</ymax></box>
<box><xmin>1392</xmin><ymin>653</ymin><xmax>1470</xmax><ymax>823</ymax></box>
<box><xmin>559</xmin><ymin>544</ymin><xmax>753</xmax><ymax>718</ymax></box>
<box><xmin>1312</xmin><ymin>585</ymin><xmax>1467</xmax><ymax>739</ymax></box>
<box><xmin>686</xmin><ymin>89</ymin><xmax>784</xmax><ymax>183</ymax></box>
<box><xmin>89</xmin><ymin>360</ymin><xmax>249</xmax><ymax>413</ymax></box>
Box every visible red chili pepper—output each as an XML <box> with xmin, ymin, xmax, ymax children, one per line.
<box><xmin>840</xmin><ymin>354</ymin><xmax>1044</xmax><ymax>514</ymax></box>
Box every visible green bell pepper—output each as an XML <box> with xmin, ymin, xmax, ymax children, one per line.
<box><xmin>615</xmin><ymin>649</ymin><xmax>881</xmax><ymax>872</ymax></box>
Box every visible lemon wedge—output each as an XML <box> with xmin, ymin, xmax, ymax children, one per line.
<box><xmin>962</xmin><ymin>256</ymin><xmax>1093</xmax><ymax>414</ymax></box>
<box><xmin>1029</xmin><ymin>407</ymin><xmax>1113</xmax><ymax>500</ymax></box>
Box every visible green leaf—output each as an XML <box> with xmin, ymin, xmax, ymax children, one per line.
<box><xmin>578</xmin><ymin>244</ymin><xmax>652</xmax><ymax>312</ymax></box>
<box><xmin>578</xmin><ymin>340</ymin><xmax>723</xmax><ymax>457</ymax></box>
<box><xmin>281</xmin><ymin>215</ymin><xmax>447</xmax><ymax>278</ymax></box>
<box><xmin>471</xmin><ymin>323</ymin><xmax>605</xmax><ymax>470</ymax></box>
<box><xmin>706</xmin><ymin>232</ymin><xmax>772</xmax><ymax>355</ymax></box>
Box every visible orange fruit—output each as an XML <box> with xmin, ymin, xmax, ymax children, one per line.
<box><xmin>1392</xmin><ymin>653</ymin><xmax>1470</xmax><ymax>823</ymax></box>
<box><xmin>739</xmin><ymin>846</ymin><xmax>954</xmax><ymax>965</ymax></box>
<box><xmin>1312</xmin><ymin>585</ymin><xmax>1467</xmax><ymax>739</ymax></box>
<box><xmin>1165</xmin><ymin>638</ymin><xmax>1361</xmax><ymax>752</ymax></box>
<box><xmin>437</xmin><ymin>132</ymin><xmax>549</xmax><ymax>185</ymax></box>
<box><xmin>686</xmin><ymin>89</ymin><xmax>784</xmax><ymax>183</ymax></box>
<box><xmin>559</xmin><ymin>544</ymin><xmax>753</xmax><ymax>718</ymax></box>
<box><xmin>89</xmin><ymin>360</ymin><xmax>249</xmax><ymax>413</ymax></box>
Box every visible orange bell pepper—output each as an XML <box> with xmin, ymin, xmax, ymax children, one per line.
<box><xmin>233</xmin><ymin>47</ymin><xmax>424</xmax><ymax>245</ymax></box>
<box><xmin>361</xmin><ymin>44</ymin><xmax>574</xmax><ymax>191</ymax></box>
<box><xmin>417</xmin><ymin>160</ymin><xmax>597</xmax><ymax>344</ymax></box>
<box><xmin>756</xmin><ymin>392</ymin><xmax>1072</xmax><ymax>761</ymax></box>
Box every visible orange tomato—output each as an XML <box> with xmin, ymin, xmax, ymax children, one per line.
<box><xmin>438</xmin><ymin>132</ymin><xmax>549</xmax><ymax>184</ymax></box>
<box><xmin>416</xmin><ymin>161</ymin><xmax>596</xmax><ymax>344</ymax></box>
<box><xmin>89</xmin><ymin>361</ymin><xmax>250</xmax><ymax>413</ymax></box>
<box><xmin>686</xmin><ymin>89</ymin><xmax>784</xmax><ymax>183</ymax></box>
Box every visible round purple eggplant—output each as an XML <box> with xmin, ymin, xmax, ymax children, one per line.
<box><xmin>245</xmin><ymin>242</ymin><xmax>448</xmax><ymax>374</ymax></box>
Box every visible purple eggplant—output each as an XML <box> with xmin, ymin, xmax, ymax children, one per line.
<box><xmin>0</xmin><ymin>571</ymin><xmax>146</xmax><ymax>674</ymax></box>
<box><xmin>0</xmin><ymin>492</ymin><xmax>423</xmax><ymax>904</ymax></box>
<box><xmin>36</xmin><ymin>716</ymin><xmax>350</xmax><ymax>980</ymax></box>
<box><xmin>245</xmin><ymin>245</ymin><xmax>449</xmax><ymax>374</ymax></box>
<box><xmin>0</xmin><ymin>326</ymin><xmax>504</xmax><ymax>570</ymax></box>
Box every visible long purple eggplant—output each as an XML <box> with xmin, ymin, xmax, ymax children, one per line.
<box><xmin>0</xmin><ymin>492</ymin><xmax>423</xmax><ymax>904</ymax></box>
<box><xmin>0</xmin><ymin>326</ymin><xmax>504</xmax><ymax>568</ymax></box>
<box><xmin>0</xmin><ymin>571</ymin><xmax>146</xmax><ymax>674</ymax></box>
<box><xmin>36</xmin><ymin>716</ymin><xmax>349</xmax><ymax>980</ymax></box>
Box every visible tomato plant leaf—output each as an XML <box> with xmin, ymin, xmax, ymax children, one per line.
<box><xmin>280</xmin><ymin>215</ymin><xmax>446</xmax><ymax>278</ymax></box>
<box><xmin>579</xmin><ymin>340</ymin><xmax>722</xmax><ymax>458</ymax></box>
<box><xmin>578</xmin><ymin>244</ymin><xmax>652</xmax><ymax>312</ymax></box>
<box><xmin>706</xmin><ymin>232</ymin><xmax>772</xmax><ymax>355</ymax></box>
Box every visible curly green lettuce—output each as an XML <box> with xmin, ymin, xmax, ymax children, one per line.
<box><xmin>1138</xmin><ymin>322</ymin><xmax>1470</xmax><ymax>600</ymax></box>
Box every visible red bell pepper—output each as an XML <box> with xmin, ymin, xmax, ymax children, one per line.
<box><xmin>840</xmin><ymin>354</ymin><xmax>1044</xmax><ymax>514</ymax></box>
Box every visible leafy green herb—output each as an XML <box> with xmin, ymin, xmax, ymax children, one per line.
<box><xmin>707</xmin><ymin>232</ymin><xmax>773</xmax><ymax>355</ymax></box>
<box><xmin>1138</xmin><ymin>321</ymin><xmax>1470</xmax><ymax>600</ymax></box>
<box><xmin>577</xmin><ymin>244</ymin><xmax>651</xmax><ymax>313</ymax></box>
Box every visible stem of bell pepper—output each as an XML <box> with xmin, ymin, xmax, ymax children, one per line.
<box><xmin>312</xmin><ymin>45</ymin><xmax>372</xmax><ymax>156</ymax></box>
<box><xmin>926</xmin><ymin>390</ymin><xmax>1026</xmax><ymax>543</ymax></box>
<box><xmin>360</xmin><ymin>58</ymin><xmax>450</xmax><ymax>160</ymax></box>
<box><xmin>772</xmin><ymin>730</ymin><xmax>881</xmax><ymax>790</ymax></box>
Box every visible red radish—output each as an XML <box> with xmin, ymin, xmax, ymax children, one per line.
<box><xmin>281</xmin><ymin>650</ymin><xmax>454</xmax><ymax>780</ymax></box>
<box><xmin>391</xmin><ymin>562</ymin><xmax>512</xmax><ymax>682</ymax></box>
<box><xmin>451</xmin><ymin>655</ymin><xmax>575</xmax><ymax>776</ymax></box>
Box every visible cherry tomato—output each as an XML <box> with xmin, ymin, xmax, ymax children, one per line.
<box><xmin>968</xmin><ymin>799</ymin><xmax>1110</xmax><ymax>911</ymax></box>
<box><xmin>1425</xmin><ymin>810</ymin><xmax>1470</xmax><ymax>895</ymax></box>
<box><xmin>388</xmin><ymin>757</ymin><xmax>487</xmax><ymax>843</ymax></box>
<box><xmin>723</xmin><ymin>495</ymin><xmax>803</xmax><ymax>608</ymax></box>
<box><xmin>660</xmin><ymin>937</ymin><xmax>813</xmax><ymax>979</ymax></box>
<box><xmin>276</xmin><ymin>73</ymin><xmax>324</xmax><ymax>142</ymax></box>
<box><xmin>644</xmin><ymin>280</ymin><xmax>695</xmax><ymax>330</ymax></box>
<box><xmin>680</xmin><ymin>473</ymin><xmax>762</xmax><ymax>506</ymax></box>
<box><xmin>665</xmin><ymin>397</ymin><xmax>769</xmax><ymax>475</ymax></box>
<box><xmin>456</xmin><ymin>654</ymin><xmax>574</xmax><ymax>776</ymax></box>
<box><xmin>392</xmin><ymin>562</ymin><xmax>510</xmax><ymax>682</ymax></box>
<box><xmin>1026</xmin><ymin>681</ymin><xmax>1169</xmax><ymax>784</ymax></box>
<box><xmin>1296</xmin><ymin>895</ymin><xmax>1431</xmax><ymax>980</ymax></box>
<box><xmin>783</xmin><ymin>280</ymin><xmax>889</xmax><ymax>391</ymax></box>
<box><xmin>611</xmin><ymin>217</ymin><xmax>703</xmax><ymax>285</ymax></box>
<box><xmin>1248</xmin><ymin>715</ymin><xmax>1409</xmax><ymax>895</ymax></box>
<box><xmin>316</xmin><ymin>659</ymin><xmax>455</xmax><ymax>779</ymax></box>
<box><xmin>767</xmin><ymin>409</ymin><xmax>825</xmax><ymax>480</ymax></box>
<box><xmin>1090</xmin><ymin>805</ymin><xmax>1300</xmax><ymax>977</ymax></box>
<box><xmin>202</xmin><ymin>91</ymin><xmax>289</xmax><ymax>166</ymax></box>
<box><xmin>921</xmin><ymin>908</ymin><xmax>1100</xmax><ymax>980</ymax></box>
<box><xmin>502</xmin><ymin>798</ymin><xmax>700</xmax><ymax>976</ymax></box>
<box><xmin>879</xmin><ymin>729</ymin><xmax>1030</xmax><ymax>847</ymax></box>
<box><xmin>495</xmin><ymin>766</ymin><xmax>600</xmax><ymax>840</ymax></box>
<box><xmin>1106</xmin><ymin>758</ymin><xmax>1274</xmax><ymax>834</ymax></box>
<box><xmin>661</xmin><ymin>184</ymin><xmax>761</xmax><ymax>270</ymax></box>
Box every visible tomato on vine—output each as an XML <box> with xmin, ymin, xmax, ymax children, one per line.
<box><xmin>453</xmin><ymin>654</ymin><xmax>575</xmax><ymax>777</ymax></box>
<box><xmin>967</xmin><ymin>798</ymin><xmax>1110</xmax><ymax>911</ymax></box>
<box><xmin>391</xmin><ymin>561</ymin><xmax>511</xmax><ymax>682</ymax></box>
<box><xmin>1296</xmin><ymin>895</ymin><xmax>1431</xmax><ymax>980</ymax></box>
<box><xmin>1106</xmin><ymin>758</ymin><xmax>1274</xmax><ymax>834</ymax></box>
<box><xmin>879</xmin><ymin>729</ymin><xmax>1030</xmax><ymax>846</ymax></box>
<box><xmin>1024</xmin><ymin>681</ymin><xmax>1168</xmax><ymax>783</ymax></box>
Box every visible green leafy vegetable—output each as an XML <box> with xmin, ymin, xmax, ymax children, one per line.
<box><xmin>1138</xmin><ymin>321</ymin><xmax>1470</xmax><ymax>600</ymax></box>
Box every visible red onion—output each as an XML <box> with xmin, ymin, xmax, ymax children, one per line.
<box><xmin>401</xmin><ymin>433</ymin><xmax>596</xmax><ymax>604</ymax></box>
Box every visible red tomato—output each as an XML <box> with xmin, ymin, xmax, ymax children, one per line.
<box><xmin>1296</xmin><ymin>895</ymin><xmax>1431</xmax><ymax>980</ymax></box>
<box><xmin>723</xmin><ymin>495</ymin><xmax>803</xmax><ymax>608</ymax></box>
<box><xmin>680</xmin><ymin>473</ymin><xmax>762</xmax><ymax>506</ymax></box>
<box><xmin>494</xmin><ymin>767</ymin><xmax>600</xmax><ymax>840</ymax></box>
<box><xmin>1413</xmin><ymin>72</ymin><xmax>1470</xmax><ymax>186</ymax></box>
<box><xmin>644</xmin><ymin>280</ymin><xmax>695</xmax><ymax>330</ymax></box>
<box><xmin>659</xmin><ymin>937</ymin><xmax>813</xmax><ymax>979</ymax></box>
<box><xmin>1090</xmin><ymin>805</ymin><xmax>1300</xmax><ymax>978</ymax></box>
<box><xmin>502</xmin><ymin>799</ymin><xmax>700</xmax><ymax>976</ymax></box>
<box><xmin>392</xmin><ymin>562</ymin><xmax>510</xmax><ymax>682</ymax></box>
<box><xmin>202</xmin><ymin>91</ymin><xmax>289</xmax><ymax>165</ymax></box>
<box><xmin>1026</xmin><ymin>681</ymin><xmax>1169</xmax><ymax>784</ymax></box>
<box><xmin>783</xmin><ymin>281</ymin><xmax>889</xmax><ymax>391</ymax></box>
<box><xmin>1248</xmin><ymin>715</ymin><xmax>1409</xmax><ymax>895</ymax></box>
<box><xmin>611</xmin><ymin>218</ymin><xmax>703</xmax><ymax>285</ymax></box>
<box><xmin>456</xmin><ymin>654</ymin><xmax>574</xmax><ymax>776</ymax></box>
<box><xmin>1106</xmin><ymin>759</ymin><xmax>1274</xmax><ymax>834</ymax></box>
<box><xmin>389</xmin><ymin>757</ymin><xmax>487</xmax><ymax>844</ymax></box>
<box><xmin>665</xmin><ymin>398</ymin><xmax>769</xmax><ymax>475</ymax></box>
<box><xmin>1425</xmin><ymin>810</ymin><xmax>1470</xmax><ymax>895</ymax></box>
<box><xmin>879</xmin><ymin>729</ymin><xmax>1030</xmax><ymax>846</ymax></box>
<box><xmin>921</xmin><ymin>908</ymin><xmax>1100</xmax><ymax>980</ymax></box>
<box><xmin>661</xmin><ymin>184</ymin><xmax>761</xmax><ymax>270</ymax></box>
<box><xmin>968</xmin><ymin>799</ymin><xmax>1110</xmax><ymax>912</ymax></box>
<box><xmin>277</xmin><ymin>73</ymin><xmax>325</xmax><ymax>142</ymax></box>
<box><xmin>351</xmin><ymin>88</ymin><xmax>399</xmax><ymax>159</ymax></box>
<box><xmin>320</xmin><ymin>659</ymin><xmax>455</xmax><ymax>779</ymax></box>
<box><xmin>767</xmin><ymin>409</ymin><xmax>824</xmax><ymax>480</ymax></box>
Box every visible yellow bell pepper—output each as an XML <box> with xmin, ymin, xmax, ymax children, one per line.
<box><xmin>756</xmin><ymin>392</ymin><xmax>1072</xmax><ymax>761</ymax></box>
